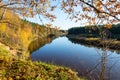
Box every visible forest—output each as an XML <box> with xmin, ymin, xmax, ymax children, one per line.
<box><xmin>68</xmin><ymin>23</ymin><xmax>120</xmax><ymax>40</ymax></box>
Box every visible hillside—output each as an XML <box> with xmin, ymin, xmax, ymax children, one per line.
<box><xmin>0</xmin><ymin>9</ymin><xmax>62</xmax><ymax>57</ymax></box>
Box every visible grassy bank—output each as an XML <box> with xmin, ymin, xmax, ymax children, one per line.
<box><xmin>0</xmin><ymin>42</ymin><xmax>83</xmax><ymax>80</ymax></box>
<box><xmin>0</xmin><ymin>58</ymin><xmax>80</xmax><ymax>80</ymax></box>
<box><xmin>67</xmin><ymin>35</ymin><xmax>120</xmax><ymax>51</ymax></box>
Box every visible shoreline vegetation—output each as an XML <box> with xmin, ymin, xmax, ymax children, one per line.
<box><xmin>67</xmin><ymin>35</ymin><xmax>120</xmax><ymax>51</ymax></box>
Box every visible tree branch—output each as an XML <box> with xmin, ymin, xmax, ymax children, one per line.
<box><xmin>35</xmin><ymin>7</ymin><xmax>44</xmax><ymax>25</ymax></box>
<box><xmin>80</xmin><ymin>0</ymin><xmax>120</xmax><ymax>21</ymax></box>
<box><xmin>0</xmin><ymin>20</ymin><xmax>19</xmax><ymax>26</ymax></box>
<box><xmin>0</xmin><ymin>8</ymin><xmax>6</xmax><ymax>20</ymax></box>
<box><xmin>0</xmin><ymin>0</ymin><xmax>3</xmax><ymax>3</ymax></box>
<box><xmin>0</xmin><ymin>2</ymin><xmax>24</xmax><ymax>9</ymax></box>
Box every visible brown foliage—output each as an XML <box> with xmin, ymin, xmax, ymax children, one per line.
<box><xmin>0</xmin><ymin>0</ymin><xmax>120</xmax><ymax>26</ymax></box>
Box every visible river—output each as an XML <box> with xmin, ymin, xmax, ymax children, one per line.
<box><xmin>30</xmin><ymin>36</ymin><xmax>120</xmax><ymax>80</ymax></box>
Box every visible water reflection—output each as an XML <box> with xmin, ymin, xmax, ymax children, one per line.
<box><xmin>68</xmin><ymin>37</ymin><xmax>120</xmax><ymax>80</ymax></box>
<box><xmin>28</xmin><ymin>36</ymin><xmax>55</xmax><ymax>53</ymax></box>
<box><xmin>30</xmin><ymin>37</ymin><xmax>120</xmax><ymax>80</ymax></box>
<box><xmin>68</xmin><ymin>37</ymin><xmax>120</xmax><ymax>54</ymax></box>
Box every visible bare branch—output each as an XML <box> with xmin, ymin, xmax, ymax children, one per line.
<box><xmin>0</xmin><ymin>2</ymin><xmax>24</xmax><ymax>9</ymax></box>
<box><xmin>0</xmin><ymin>0</ymin><xmax>3</xmax><ymax>3</ymax></box>
<box><xmin>35</xmin><ymin>7</ymin><xmax>44</xmax><ymax>25</ymax></box>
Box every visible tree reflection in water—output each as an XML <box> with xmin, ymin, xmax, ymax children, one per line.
<box><xmin>28</xmin><ymin>36</ymin><xmax>55</xmax><ymax>53</ymax></box>
<box><xmin>68</xmin><ymin>37</ymin><xmax>120</xmax><ymax>80</ymax></box>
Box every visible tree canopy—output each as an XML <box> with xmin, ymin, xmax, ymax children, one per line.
<box><xmin>0</xmin><ymin>0</ymin><xmax>120</xmax><ymax>27</ymax></box>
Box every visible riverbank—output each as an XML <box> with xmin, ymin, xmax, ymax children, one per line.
<box><xmin>67</xmin><ymin>35</ymin><xmax>120</xmax><ymax>51</ymax></box>
<box><xmin>0</xmin><ymin>58</ymin><xmax>81</xmax><ymax>80</ymax></box>
<box><xmin>0</xmin><ymin>41</ymin><xmax>83</xmax><ymax>80</ymax></box>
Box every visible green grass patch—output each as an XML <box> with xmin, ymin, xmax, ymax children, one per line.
<box><xmin>84</xmin><ymin>38</ymin><xmax>100</xmax><ymax>41</ymax></box>
<box><xmin>0</xmin><ymin>45</ymin><xmax>11</xmax><ymax>57</ymax></box>
<box><xmin>0</xmin><ymin>58</ymin><xmax>81</xmax><ymax>80</ymax></box>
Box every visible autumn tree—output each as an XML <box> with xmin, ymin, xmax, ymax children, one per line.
<box><xmin>0</xmin><ymin>0</ymin><xmax>120</xmax><ymax>26</ymax></box>
<box><xmin>0</xmin><ymin>0</ymin><xmax>56</xmax><ymax>24</ymax></box>
<box><xmin>62</xmin><ymin>0</ymin><xmax>120</xmax><ymax>25</ymax></box>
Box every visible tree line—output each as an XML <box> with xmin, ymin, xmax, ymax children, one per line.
<box><xmin>68</xmin><ymin>23</ymin><xmax>120</xmax><ymax>40</ymax></box>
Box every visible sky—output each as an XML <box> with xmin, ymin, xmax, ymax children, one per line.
<box><xmin>26</xmin><ymin>1</ymin><xmax>83</xmax><ymax>30</ymax></box>
<box><xmin>27</xmin><ymin>8</ymin><xmax>82</xmax><ymax>30</ymax></box>
<box><xmin>25</xmin><ymin>0</ymin><xmax>120</xmax><ymax>30</ymax></box>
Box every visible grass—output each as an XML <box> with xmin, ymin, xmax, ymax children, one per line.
<box><xmin>85</xmin><ymin>38</ymin><xmax>100</xmax><ymax>41</ymax></box>
<box><xmin>0</xmin><ymin>57</ymin><xmax>80</xmax><ymax>80</ymax></box>
<box><xmin>0</xmin><ymin>44</ymin><xmax>11</xmax><ymax>58</ymax></box>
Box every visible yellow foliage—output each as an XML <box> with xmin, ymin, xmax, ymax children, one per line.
<box><xmin>83</xmin><ymin>7</ymin><xmax>90</xmax><ymax>12</ymax></box>
<box><xmin>0</xmin><ymin>7</ymin><xmax>57</xmax><ymax>51</ymax></box>
<box><xmin>19</xmin><ymin>26</ymin><xmax>32</xmax><ymax>48</ymax></box>
<box><xmin>3</xmin><ymin>10</ymin><xmax>21</xmax><ymax>26</ymax></box>
<box><xmin>105</xmin><ymin>24</ymin><xmax>112</xmax><ymax>29</ymax></box>
<box><xmin>0</xmin><ymin>23</ymin><xmax>6</xmax><ymax>32</ymax></box>
<box><xmin>95</xmin><ymin>1</ymin><xmax>101</xmax><ymax>6</ymax></box>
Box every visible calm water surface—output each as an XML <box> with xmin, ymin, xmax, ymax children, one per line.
<box><xmin>31</xmin><ymin>37</ymin><xmax>120</xmax><ymax>80</ymax></box>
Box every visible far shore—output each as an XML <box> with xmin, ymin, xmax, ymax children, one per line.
<box><xmin>67</xmin><ymin>35</ymin><xmax>120</xmax><ymax>51</ymax></box>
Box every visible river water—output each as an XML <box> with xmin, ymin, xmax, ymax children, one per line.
<box><xmin>30</xmin><ymin>36</ymin><xmax>120</xmax><ymax>80</ymax></box>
